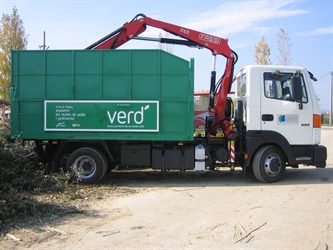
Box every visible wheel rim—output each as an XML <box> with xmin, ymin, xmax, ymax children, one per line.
<box><xmin>264</xmin><ymin>153</ymin><xmax>282</xmax><ymax>176</ymax></box>
<box><xmin>73</xmin><ymin>156</ymin><xmax>96</xmax><ymax>179</ymax></box>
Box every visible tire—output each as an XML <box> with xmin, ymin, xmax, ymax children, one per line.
<box><xmin>101</xmin><ymin>152</ymin><xmax>108</xmax><ymax>177</ymax></box>
<box><xmin>253</xmin><ymin>145</ymin><xmax>286</xmax><ymax>183</ymax></box>
<box><xmin>66</xmin><ymin>147</ymin><xmax>107</xmax><ymax>184</ymax></box>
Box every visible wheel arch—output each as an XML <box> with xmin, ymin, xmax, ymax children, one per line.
<box><xmin>245</xmin><ymin>130</ymin><xmax>296</xmax><ymax>168</ymax></box>
<box><xmin>40</xmin><ymin>140</ymin><xmax>119</xmax><ymax>172</ymax></box>
<box><xmin>57</xmin><ymin>140</ymin><xmax>117</xmax><ymax>162</ymax></box>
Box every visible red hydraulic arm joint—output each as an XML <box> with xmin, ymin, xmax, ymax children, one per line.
<box><xmin>86</xmin><ymin>14</ymin><xmax>237</xmax><ymax>134</ymax></box>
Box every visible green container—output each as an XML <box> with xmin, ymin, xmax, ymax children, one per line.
<box><xmin>11</xmin><ymin>50</ymin><xmax>194</xmax><ymax>141</ymax></box>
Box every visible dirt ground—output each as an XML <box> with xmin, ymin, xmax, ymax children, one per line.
<box><xmin>1</xmin><ymin>127</ymin><xmax>332</xmax><ymax>250</ymax></box>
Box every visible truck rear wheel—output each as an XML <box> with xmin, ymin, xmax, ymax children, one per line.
<box><xmin>253</xmin><ymin>145</ymin><xmax>286</xmax><ymax>183</ymax></box>
<box><xmin>66</xmin><ymin>147</ymin><xmax>107</xmax><ymax>184</ymax></box>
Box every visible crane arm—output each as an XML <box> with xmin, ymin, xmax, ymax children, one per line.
<box><xmin>86</xmin><ymin>14</ymin><xmax>232</xmax><ymax>56</ymax></box>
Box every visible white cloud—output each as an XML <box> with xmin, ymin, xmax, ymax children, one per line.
<box><xmin>180</xmin><ymin>0</ymin><xmax>308</xmax><ymax>37</ymax></box>
<box><xmin>252</xmin><ymin>27</ymin><xmax>275</xmax><ymax>36</ymax></box>
<box><xmin>297</xmin><ymin>26</ymin><xmax>333</xmax><ymax>36</ymax></box>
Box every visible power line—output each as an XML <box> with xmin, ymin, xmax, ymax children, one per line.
<box><xmin>316</xmin><ymin>72</ymin><xmax>331</xmax><ymax>81</ymax></box>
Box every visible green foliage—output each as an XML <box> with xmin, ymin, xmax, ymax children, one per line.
<box><xmin>63</xmin><ymin>189</ymin><xmax>83</xmax><ymax>200</ymax></box>
<box><xmin>0</xmin><ymin>6</ymin><xmax>28</xmax><ymax>102</ymax></box>
<box><xmin>321</xmin><ymin>114</ymin><xmax>329</xmax><ymax>124</ymax></box>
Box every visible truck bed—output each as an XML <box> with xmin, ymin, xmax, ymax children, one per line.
<box><xmin>11</xmin><ymin>49</ymin><xmax>194</xmax><ymax>141</ymax></box>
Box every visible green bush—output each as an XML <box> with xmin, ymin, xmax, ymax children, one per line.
<box><xmin>321</xmin><ymin>114</ymin><xmax>330</xmax><ymax>125</ymax></box>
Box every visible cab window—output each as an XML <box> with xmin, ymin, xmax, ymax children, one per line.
<box><xmin>236</xmin><ymin>73</ymin><xmax>246</xmax><ymax>97</ymax></box>
<box><xmin>264</xmin><ymin>72</ymin><xmax>308</xmax><ymax>103</ymax></box>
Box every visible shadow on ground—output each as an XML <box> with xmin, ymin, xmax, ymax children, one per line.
<box><xmin>100</xmin><ymin>166</ymin><xmax>333</xmax><ymax>188</ymax></box>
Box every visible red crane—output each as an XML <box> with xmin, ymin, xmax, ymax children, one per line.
<box><xmin>86</xmin><ymin>14</ymin><xmax>238</xmax><ymax>134</ymax></box>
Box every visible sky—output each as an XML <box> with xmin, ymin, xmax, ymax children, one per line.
<box><xmin>1</xmin><ymin>0</ymin><xmax>332</xmax><ymax>111</ymax></box>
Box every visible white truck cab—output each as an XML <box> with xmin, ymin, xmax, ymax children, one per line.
<box><xmin>233</xmin><ymin>65</ymin><xmax>326</xmax><ymax>182</ymax></box>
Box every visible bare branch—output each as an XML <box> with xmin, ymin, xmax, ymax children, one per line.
<box><xmin>277</xmin><ymin>28</ymin><xmax>292</xmax><ymax>66</ymax></box>
<box><xmin>157</xmin><ymin>32</ymin><xmax>174</xmax><ymax>54</ymax></box>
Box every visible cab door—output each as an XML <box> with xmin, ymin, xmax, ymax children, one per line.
<box><xmin>260</xmin><ymin>71</ymin><xmax>313</xmax><ymax>145</ymax></box>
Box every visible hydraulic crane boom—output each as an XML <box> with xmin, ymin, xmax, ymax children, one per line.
<box><xmin>86</xmin><ymin>14</ymin><xmax>237</xmax><ymax>132</ymax></box>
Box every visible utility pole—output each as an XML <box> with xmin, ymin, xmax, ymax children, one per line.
<box><xmin>39</xmin><ymin>31</ymin><xmax>49</xmax><ymax>50</ymax></box>
<box><xmin>330</xmin><ymin>71</ymin><xmax>333</xmax><ymax>125</ymax></box>
<box><xmin>43</xmin><ymin>31</ymin><xmax>46</xmax><ymax>50</ymax></box>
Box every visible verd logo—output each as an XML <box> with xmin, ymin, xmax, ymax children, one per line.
<box><xmin>107</xmin><ymin>105</ymin><xmax>150</xmax><ymax>125</ymax></box>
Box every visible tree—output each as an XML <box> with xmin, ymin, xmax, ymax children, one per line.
<box><xmin>157</xmin><ymin>32</ymin><xmax>174</xmax><ymax>54</ymax></box>
<box><xmin>254</xmin><ymin>36</ymin><xmax>272</xmax><ymax>65</ymax></box>
<box><xmin>0</xmin><ymin>7</ymin><xmax>28</xmax><ymax>101</ymax></box>
<box><xmin>195</xmin><ymin>95</ymin><xmax>209</xmax><ymax>111</ymax></box>
<box><xmin>277</xmin><ymin>28</ymin><xmax>292</xmax><ymax>66</ymax></box>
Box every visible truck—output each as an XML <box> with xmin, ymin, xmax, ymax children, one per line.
<box><xmin>10</xmin><ymin>14</ymin><xmax>327</xmax><ymax>184</ymax></box>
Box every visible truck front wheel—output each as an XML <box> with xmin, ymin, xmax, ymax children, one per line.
<box><xmin>66</xmin><ymin>147</ymin><xmax>107</xmax><ymax>184</ymax></box>
<box><xmin>253</xmin><ymin>146</ymin><xmax>286</xmax><ymax>183</ymax></box>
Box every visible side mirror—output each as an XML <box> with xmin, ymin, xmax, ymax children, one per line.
<box><xmin>291</xmin><ymin>71</ymin><xmax>303</xmax><ymax>109</ymax></box>
<box><xmin>292</xmin><ymin>76</ymin><xmax>302</xmax><ymax>101</ymax></box>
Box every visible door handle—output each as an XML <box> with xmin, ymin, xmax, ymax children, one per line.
<box><xmin>262</xmin><ymin>114</ymin><xmax>274</xmax><ymax>121</ymax></box>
